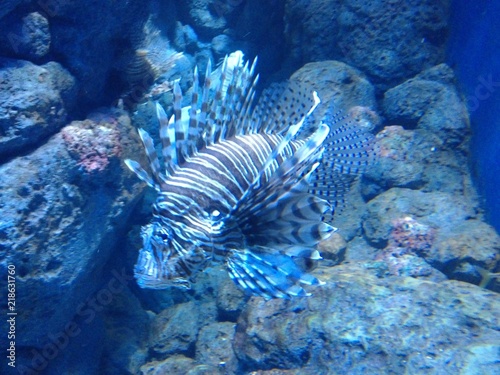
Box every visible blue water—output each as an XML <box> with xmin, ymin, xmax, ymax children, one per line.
<box><xmin>448</xmin><ymin>0</ymin><xmax>500</xmax><ymax>232</ymax></box>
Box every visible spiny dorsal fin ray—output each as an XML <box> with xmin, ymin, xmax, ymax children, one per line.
<box><xmin>136</xmin><ymin>128</ymin><xmax>166</xmax><ymax>185</ymax></box>
<box><xmin>124</xmin><ymin>159</ymin><xmax>158</xmax><ymax>191</ymax></box>
<box><xmin>250</xmin><ymin>91</ymin><xmax>321</xmax><ymax>190</ymax></box>
<box><xmin>187</xmin><ymin>65</ymin><xmax>200</xmax><ymax>155</ymax></box>
<box><xmin>197</xmin><ymin>59</ymin><xmax>212</xmax><ymax>148</ymax></box>
<box><xmin>156</xmin><ymin>103</ymin><xmax>177</xmax><ymax>175</ymax></box>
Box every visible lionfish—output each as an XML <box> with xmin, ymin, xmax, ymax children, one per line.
<box><xmin>125</xmin><ymin>52</ymin><xmax>372</xmax><ymax>299</ymax></box>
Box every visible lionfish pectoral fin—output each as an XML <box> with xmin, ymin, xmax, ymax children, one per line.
<box><xmin>234</xmin><ymin>124</ymin><xmax>333</xmax><ymax>242</ymax></box>
<box><xmin>227</xmin><ymin>248</ymin><xmax>322</xmax><ymax>300</ymax></box>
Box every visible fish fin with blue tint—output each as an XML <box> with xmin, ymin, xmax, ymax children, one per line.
<box><xmin>227</xmin><ymin>246</ymin><xmax>323</xmax><ymax>299</ymax></box>
<box><xmin>309</xmin><ymin>113</ymin><xmax>374</xmax><ymax>218</ymax></box>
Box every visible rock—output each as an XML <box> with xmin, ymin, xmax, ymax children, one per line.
<box><xmin>291</xmin><ymin>60</ymin><xmax>376</xmax><ymax>115</ymax></box>
<box><xmin>101</xmin><ymin>286</ymin><xmax>150</xmax><ymax>375</ymax></box>
<box><xmin>284</xmin><ymin>0</ymin><xmax>449</xmax><ymax>90</ymax></box>
<box><xmin>0</xmin><ymin>12</ymin><xmax>51</xmax><ymax>60</ymax></box>
<box><xmin>383</xmin><ymin>64</ymin><xmax>469</xmax><ymax>148</ymax></box>
<box><xmin>140</xmin><ymin>355</ymin><xmax>196</xmax><ymax>375</ymax></box>
<box><xmin>214</xmin><ymin>269</ymin><xmax>247</xmax><ymax>322</ymax></box>
<box><xmin>425</xmin><ymin>219</ymin><xmax>500</xmax><ymax>290</ymax></box>
<box><xmin>284</xmin><ymin>0</ymin><xmax>343</xmax><ymax>64</ymax></box>
<box><xmin>195</xmin><ymin>322</ymin><xmax>237</xmax><ymax>372</ymax></box>
<box><xmin>338</xmin><ymin>0</ymin><xmax>450</xmax><ymax>89</ymax></box>
<box><xmin>211</xmin><ymin>34</ymin><xmax>235</xmax><ymax>59</ymax></box>
<box><xmin>0</xmin><ymin>108</ymin><xmax>143</xmax><ymax>367</ymax></box>
<box><xmin>363</xmin><ymin>188</ymin><xmax>477</xmax><ymax>248</ymax></box>
<box><xmin>149</xmin><ymin>300</ymin><xmax>217</xmax><ymax>356</ymax></box>
<box><xmin>233</xmin><ymin>263</ymin><xmax>500</xmax><ymax>374</ymax></box>
<box><xmin>173</xmin><ymin>22</ymin><xmax>199</xmax><ymax>52</ymax></box>
<box><xmin>318</xmin><ymin>232</ymin><xmax>347</xmax><ymax>266</ymax></box>
<box><xmin>0</xmin><ymin>58</ymin><xmax>77</xmax><ymax>158</ymax></box>
<box><xmin>362</xmin><ymin>126</ymin><xmax>431</xmax><ymax>196</ymax></box>
<box><xmin>49</xmin><ymin>0</ymin><xmax>149</xmax><ymax>107</ymax></box>
<box><xmin>177</xmin><ymin>0</ymin><xmax>234</xmax><ymax>40</ymax></box>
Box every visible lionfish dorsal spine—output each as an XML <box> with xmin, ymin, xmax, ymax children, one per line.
<box><xmin>197</xmin><ymin>59</ymin><xmax>212</xmax><ymax>143</ymax></box>
<box><xmin>172</xmin><ymin>82</ymin><xmax>191</xmax><ymax>163</ymax></box>
<box><xmin>124</xmin><ymin>159</ymin><xmax>157</xmax><ymax>190</ymax></box>
<box><xmin>156</xmin><ymin>102</ymin><xmax>176</xmax><ymax>176</ymax></box>
<box><xmin>256</xmin><ymin>91</ymin><xmax>321</xmax><ymax>182</ymax></box>
<box><xmin>187</xmin><ymin>65</ymin><xmax>200</xmax><ymax>156</ymax></box>
<box><xmin>137</xmin><ymin>128</ymin><xmax>165</xmax><ymax>184</ymax></box>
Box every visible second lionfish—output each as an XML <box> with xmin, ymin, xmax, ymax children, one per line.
<box><xmin>125</xmin><ymin>52</ymin><xmax>373</xmax><ymax>299</ymax></box>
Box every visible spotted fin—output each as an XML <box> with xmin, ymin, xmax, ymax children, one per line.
<box><xmin>249</xmin><ymin>80</ymin><xmax>318</xmax><ymax>135</ymax></box>
<box><xmin>310</xmin><ymin>114</ymin><xmax>374</xmax><ymax>218</ymax></box>
<box><xmin>227</xmin><ymin>247</ymin><xmax>323</xmax><ymax>299</ymax></box>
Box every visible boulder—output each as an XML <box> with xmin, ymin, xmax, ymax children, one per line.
<box><xmin>0</xmin><ymin>108</ymin><xmax>143</xmax><ymax>372</ymax></box>
<box><xmin>233</xmin><ymin>263</ymin><xmax>500</xmax><ymax>374</ymax></box>
<box><xmin>0</xmin><ymin>58</ymin><xmax>77</xmax><ymax>158</ymax></box>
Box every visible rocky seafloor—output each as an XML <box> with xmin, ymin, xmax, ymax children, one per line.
<box><xmin>0</xmin><ymin>1</ymin><xmax>498</xmax><ymax>374</ymax></box>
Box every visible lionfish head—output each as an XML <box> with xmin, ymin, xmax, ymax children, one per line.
<box><xmin>134</xmin><ymin>221</ymin><xmax>201</xmax><ymax>290</ymax></box>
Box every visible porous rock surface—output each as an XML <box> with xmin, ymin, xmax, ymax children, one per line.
<box><xmin>0</xmin><ymin>109</ymin><xmax>143</xmax><ymax>371</ymax></box>
<box><xmin>233</xmin><ymin>263</ymin><xmax>500</xmax><ymax>374</ymax></box>
<box><xmin>0</xmin><ymin>58</ymin><xmax>77</xmax><ymax>158</ymax></box>
<box><xmin>0</xmin><ymin>11</ymin><xmax>51</xmax><ymax>60</ymax></box>
<box><xmin>285</xmin><ymin>0</ymin><xmax>450</xmax><ymax>89</ymax></box>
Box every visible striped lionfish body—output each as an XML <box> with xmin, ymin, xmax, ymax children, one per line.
<box><xmin>125</xmin><ymin>52</ymin><xmax>372</xmax><ymax>299</ymax></box>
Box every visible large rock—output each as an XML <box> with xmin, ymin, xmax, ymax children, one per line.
<box><xmin>383</xmin><ymin>64</ymin><xmax>469</xmax><ymax>149</ymax></box>
<box><xmin>0</xmin><ymin>108</ymin><xmax>143</xmax><ymax>373</ymax></box>
<box><xmin>284</xmin><ymin>0</ymin><xmax>343</xmax><ymax>64</ymax></box>
<box><xmin>363</xmin><ymin>188</ymin><xmax>477</xmax><ymax>248</ymax></box>
<box><xmin>233</xmin><ymin>263</ymin><xmax>500</xmax><ymax>374</ymax></box>
<box><xmin>285</xmin><ymin>0</ymin><xmax>450</xmax><ymax>90</ymax></box>
<box><xmin>0</xmin><ymin>12</ymin><xmax>51</xmax><ymax>60</ymax></box>
<box><xmin>176</xmin><ymin>0</ymin><xmax>231</xmax><ymax>40</ymax></box>
<box><xmin>291</xmin><ymin>60</ymin><xmax>377</xmax><ymax>115</ymax></box>
<box><xmin>425</xmin><ymin>219</ymin><xmax>500</xmax><ymax>289</ymax></box>
<box><xmin>0</xmin><ymin>58</ymin><xmax>77</xmax><ymax>158</ymax></box>
<box><xmin>48</xmin><ymin>0</ymin><xmax>149</xmax><ymax>107</ymax></box>
<box><xmin>363</xmin><ymin>126</ymin><xmax>429</xmax><ymax>193</ymax></box>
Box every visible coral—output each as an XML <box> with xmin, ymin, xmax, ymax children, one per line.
<box><xmin>374</xmin><ymin>216</ymin><xmax>438</xmax><ymax>279</ymax></box>
<box><xmin>62</xmin><ymin>115</ymin><xmax>122</xmax><ymax>173</ymax></box>
<box><xmin>389</xmin><ymin>216</ymin><xmax>435</xmax><ymax>255</ymax></box>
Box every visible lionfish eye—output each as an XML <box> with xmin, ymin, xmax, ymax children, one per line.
<box><xmin>151</xmin><ymin>224</ymin><xmax>172</xmax><ymax>244</ymax></box>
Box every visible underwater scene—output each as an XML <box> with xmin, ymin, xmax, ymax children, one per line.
<box><xmin>0</xmin><ymin>0</ymin><xmax>499</xmax><ymax>374</ymax></box>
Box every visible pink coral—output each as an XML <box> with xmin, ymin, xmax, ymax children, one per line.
<box><xmin>389</xmin><ymin>216</ymin><xmax>435</xmax><ymax>254</ymax></box>
<box><xmin>376</xmin><ymin>217</ymin><xmax>436</xmax><ymax>278</ymax></box>
<box><xmin>62</xmin><ymin>115</ymin><xmax>122</xmax><ymax>173</ymax></box>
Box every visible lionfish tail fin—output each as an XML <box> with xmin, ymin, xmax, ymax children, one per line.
<box><xmin>227</xmin><ymin>248</ymin><xmax>322</xmax><ymax>299</ymax></box>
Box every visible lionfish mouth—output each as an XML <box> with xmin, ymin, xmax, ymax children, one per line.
<box><xmin>133</xmin><ymin>240</ymin><xmax>192</xmax><ymax>290</ymax></box>
<box><xmin>134</xmin><ymin>272</ymin><xmax>191</xmax><ymax>290</ymax></box>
